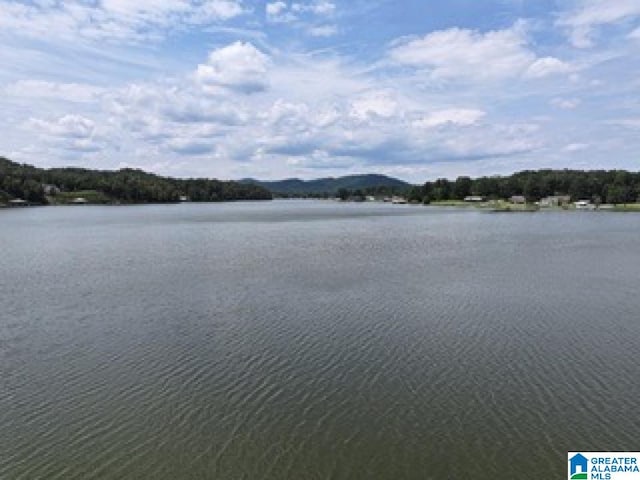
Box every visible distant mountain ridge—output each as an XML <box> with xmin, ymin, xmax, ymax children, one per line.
<box><xmin>240</xmin><ymin>174</ymin><xmax>411</xmax><ymax>196</ymax></box>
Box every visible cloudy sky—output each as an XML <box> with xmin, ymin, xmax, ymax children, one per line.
<box><xmin>1</xmin><ymin>0</ymin><xmax>639</xmax><ymax>181</ymax></box>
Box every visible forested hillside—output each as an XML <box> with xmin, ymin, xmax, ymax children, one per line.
<box><xmin>0</xmin><ymin>157</ymin><xmax>272</xmax><ymax>204</ymax></box>
<box><xmin>408</xmin><ymin>170</ymin><xmax>640</xmax><ymax>204</ymax></box>
<box><xmin>241</xmin><ymin>174</ymin><xmax>410</xmax><ymax>197</ymax></box>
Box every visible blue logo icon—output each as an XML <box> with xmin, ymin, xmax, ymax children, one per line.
<box><xmin>570</xmin><ymin>453</ymin><xmax>588</xmax><ymax>479</ymax></box>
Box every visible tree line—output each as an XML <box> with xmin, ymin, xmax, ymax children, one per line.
<box><xmin>0</xmin><ymin>157</ymin><xmax>272</xmax><ymax>204</ymax></box>
<box><xmin>3</xmin><ymin>157</ymin><xmax>638</xmax><ymax>206</ymax></box>
<box><xmin>407</xmin><ymin>169</ymin><xmax>640</xmax><ymax>204</ymax></box>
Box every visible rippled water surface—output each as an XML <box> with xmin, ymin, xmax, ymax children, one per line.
<box><xmin>1</xmin><ymin>201</ymin><xmax>639</xmax><ymax>479</ymax></box>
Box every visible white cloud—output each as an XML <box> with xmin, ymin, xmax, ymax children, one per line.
<box><xmin>308</xmin><ymin>24</ymin><xmax>338</xmax><ymax>37</ymax></box>
<box><xmin>550</xmin><ymin>98</ymin><xmax>581</xmax><ymax>110</ymax></box>
<box><xmin>525</xmin><ymin>57</ymin><xmax>572</xmax><ymax>78</ymax></box>
<box><xmin>266</xmin><ymin>1</ymin><xmax>287</xmax><ymax>16</ymax></box>
<box><xmin>264</xmin><ymin>99</ymin><xmax>310</xmax><ymax>125</ymax></box>
<box><xmin>4</xmin><ymin>80</ymin><xmax>104</xmax><ymax>103</ymax></box>
<box><xmin>265</xmin><ymin>1</ymin><xmax>335</xmax><ymax>25</ymax></box>
<box><xmin>28</xmin><ymin>114</ymin><xmax>96</xmax><ymax>139</ymax></box>
<box><xmin>24</xmin><ymin>114</ymin><xmax>107</xmax><ymax>153</ymax></box>
<box><xmin>266</xmin><ymin>1</ymin><xmax>296</xmax><ymax>22</ymax></box>
<box><xmin>557</xmin><ymin>0</ymin><xmax>640</xmax><ymax>48</ymax></box>
<box><xmin>630</xmin><ymin>27</ymin><xmax>640</xmax><ymax>39</ymax></box>
<box><xmin>5</xmin><ymin>41</ymin><xmax>547</xmax><ymax>177</ymax></box>
<box><xmin>437</xmin><ymin>123</ymin><xmax>541</xmax><ymax>161</ymax></box>
<box><xmin>100</xmin><ymin>0</ymin><xmax>192</xmax><ymax>17</ymax></box>
<box><xmin>292</xmin><ymin>1</ymin><xmax>335</xmax><ymax>15</ymax></box>
<box><xmin>607</xmin><ymin>118</ymin><xmax>640</xmax><ymax>129</ymax></box>
<box><xmin>192</xmin><ymin>0</ymin><xmax>245</xmax><ymax>22</ymax></box>
<box><xmin>104</xmin><ymin>82</ymin><xmax>250</xmax><ymax>159</ymax></box>
<box><xmin>286</xmin><ymin>149</ymin><xmax>354</xmax><ymax>169</ymax></box>
<box><xmin>564</xmin><ymin>143</ymin><xmax>589</xmax><ymax>152</ymax></box>
<box><xmin>4</xmin><ymin>4</ymin><xmax>638</xmax><ymax>181</ymax></box>
<box><xmin>195</xmin><ymin>41</ymin><xmax>270</xmax><ymax>93</ymax></box>
<box><xmin>162</xmin><ymin>100</ymin><xmax>247</xmax><ymax>125</ymax></box>
<box><xmin>0</xmin><ymin>0</ymin><xmax>245</xmax><ymax>44</ymax></box>
<box><xmin>389</xmin><ymin>23</ymin><xmax>569</xmax><ymax>82</ymax></box>
<box><xmin>413</xmin><ymin>109</ymin><xmax>486</xmax><ymax>128</ymax></box>
<box><xmin>350</xmin><ymin>91</ymin><xmax>398</xmax><ymax>120</ymax></box>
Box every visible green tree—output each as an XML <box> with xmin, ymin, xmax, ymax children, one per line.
<box><xmin>453</xmin><ymin>176</ymin><xmax>472</xmax><ymax>200</ymax></box>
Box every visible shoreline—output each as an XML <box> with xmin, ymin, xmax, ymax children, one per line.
<box><xmin>2</xmin><ymin>198</ymin><xmax>639</xmax><ymax>212</ymax></box>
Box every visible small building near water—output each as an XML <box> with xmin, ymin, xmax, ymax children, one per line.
<box><xmin>464</xmin><ymin>196</ymin><xmax>485</xmax><ymax>202</ymax></box>
<box><xmin>8</xmin><ymin>199</ymin><xmax>28</xmax><ymax>207</ymax></box>
<box><xmin>539</xmin><ymin>195</ymin><xmax>571</xmax><ymax>207</ymax></box>
<box><xmin>42</xmin><ymin>184</ymin><xmax>60</xmax><ymax>195</ymax></box>
<box><xmin>71</xmin><ymin>197</ymin><xmax>88</xmax><ymax>204</ymax></box>
<box><xmin>510</xmin><ymin>195</ymin><xmax>526</xmax><ymax>204</ymax></box>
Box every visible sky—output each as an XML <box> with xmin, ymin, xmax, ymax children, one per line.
<box><xmin>0</xmin><ymin>0</ymin><xmax>639</xmax><ymax>182</ymax></box>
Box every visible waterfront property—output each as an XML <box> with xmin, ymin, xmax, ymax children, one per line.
<box><xmin>43</xmin><ymin>184</ymin><xmax>61</xmax><ymax>195</ymax></box>
<box><xmin>539</xmin><ymin>195</ymin><xmax>571</xmax><ymax>207</ymax></box>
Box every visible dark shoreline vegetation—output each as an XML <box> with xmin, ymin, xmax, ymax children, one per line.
<box><xmin>0</xmin><ymin>157</ymin><xmax>272</xmax><ymax>206</ymax></box>
<box><xmin>245</xmin><ymin>170</ymin><xmax>640</xmax><ymax>205</ymax></box>
<box><xmin>407</xmin><ymin>170</ymin><xmax>640</xmax><ymax>205</ymax></box>
<box><xmin>2</xmin><ymin>156</ymin><xmax>640</xmax><ymax>207</ymax></box>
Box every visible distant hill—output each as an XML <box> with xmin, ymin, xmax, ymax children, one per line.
<box><xmin>0</xmin><ymin>157</ymin><xmax>272</xmax><ymax>205</ymax></box>
<box><xmin>241</xmin><ymin>174</ymin><xmax>411</xmax><ymax>196</ymax></box>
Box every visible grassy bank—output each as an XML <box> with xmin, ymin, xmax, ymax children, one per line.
<box><xmin>612</xmin><ymin>203</ymin><xmax>640</xmax><ymax>212</ymax></box>
<box><xmin>428</xmin><ymin>200</ymin><xmax>475</xmax><ymax>207</ymax></box>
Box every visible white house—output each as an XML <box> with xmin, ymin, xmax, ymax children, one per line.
<box><xmin>539</xmin><ymin>195</ymin><xmax>571</xmax><ymax>207</ymax></box>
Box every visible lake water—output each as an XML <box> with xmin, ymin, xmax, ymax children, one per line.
<box><xmin>1</xmin><ymin>201</ymin><xmax>639</xmax><ymax>479</ymax></box>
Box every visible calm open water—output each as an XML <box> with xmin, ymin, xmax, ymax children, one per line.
<box><xmin>1</xmin><ymin>201</ymin><xmax>639</xmax><ymax>479</ymax></box>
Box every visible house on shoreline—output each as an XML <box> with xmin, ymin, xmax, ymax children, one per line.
<box><xmin>539</xmin><ymin>195</ymin><xmax>571</xmax><ymax>207</ymax></box>
<box><xmin>42</xmin><ymin>184</ymin><xmax>60</xmax><ymax>195</ymax></box>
